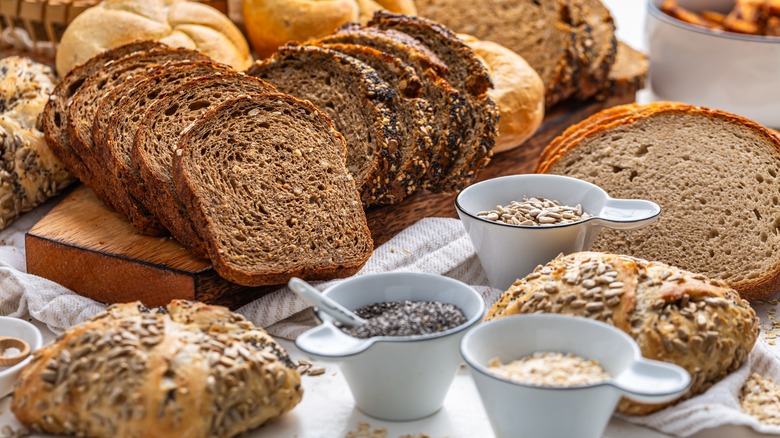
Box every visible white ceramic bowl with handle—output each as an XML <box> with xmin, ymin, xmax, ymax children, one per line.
<box><xmin>647</xmin><ymin>0</ymin><xmax>780</xmax><ymax>128</ymax></box>
<box><xmin>295</xmin><ymin>272</ymin><xmax>485</xmax><ymax>421</ymax></box>
<box><xmin>455</xmin><ymin>174</ymin><xmax>660</xmax><ymax>291</ymax></box>
<box><xmin>0</xmin><ymin>316</ymin><xmax>43</xmax><ymax>398</ymax></box>
<box><xmin>461</xmin><ymin>314</ymin><xmax>691</xmax><ymax>438</ymax></box>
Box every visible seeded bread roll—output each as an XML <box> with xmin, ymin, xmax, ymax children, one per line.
<box><xmin>12</xmin><ymin>300</ymin><xmax>303</xmax><ymax>437</ymax></box>
<box><xmin>537</xmin><ymin>102</ymin><xmax>780</xmax><ymax>300</ymax></box>
<box><xmin>486</xmin><ymin>251</ymin><xmax>759</xmax><ymax>415</ymax></box>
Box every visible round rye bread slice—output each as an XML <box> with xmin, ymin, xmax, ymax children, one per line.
<box><xmin>173</xmin><ymin>94</ymin><xmax>374</xmax><ymax>286</ymax></box>
<box><xmin>538</xmin><ymin>102</ymin><xmax>780</xmax><ymax>301</ymax></box>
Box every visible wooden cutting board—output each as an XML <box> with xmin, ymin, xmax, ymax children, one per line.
<box><xmin>25</xmin><ymin>94</ymin><xmax>634</xmax><ymax>309</ymax></box>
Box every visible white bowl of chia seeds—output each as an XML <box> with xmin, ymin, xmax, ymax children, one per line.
<box><xmin>455</xmin><ymin>174</ymin><xmax>661</xmax><ymax>291</ymax></box>
<box><xmin>0</xmin><ymin>317</ymin><xmax>43</xmax><ymax>398</ymax></box>
<box><xmin>461</xmin><ymin>314</ymin><xmax>691</xmax><ymax>438</ymax></box>
<box><xmin>295</xmin><ymin>272</ymin><xmax>485</xmax><ymax>421</ymax></box>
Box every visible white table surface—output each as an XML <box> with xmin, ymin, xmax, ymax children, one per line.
<box><xmin>1</xmin><ymin>1</ymin><xmax>778</xmax><ymax>437</ymax></box>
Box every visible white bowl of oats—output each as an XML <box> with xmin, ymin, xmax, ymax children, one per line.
<box><xmin>455</xmin><ymin>174</ymin><xmax>660</xmax><ymax>290</ymax></box>
<box><xmin>460</xmin><ymin>314</ymin><xmax>690</xmax><ymax>438</ymax></box>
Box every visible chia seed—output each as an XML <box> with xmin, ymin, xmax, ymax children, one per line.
<box><xmin>337</xmin><ymin>300</ymin><xmax>468</xmax><ymax>339</ymax></box>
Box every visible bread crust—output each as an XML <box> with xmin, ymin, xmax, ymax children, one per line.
<box><xmin>537</xmin><ymin>103</ymin><xmax>780</xmax><ymax>300</ymax></box>
<box><xmin>486</xmin><ymin>252</ymin><xmax>759</xmax><ymax>415</ymax></box>
<box><xmin>11</xmin><ymin>300</ymin><xmax>303</xmax><ymax>437</ymax></box>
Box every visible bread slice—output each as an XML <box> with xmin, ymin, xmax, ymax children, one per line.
<box><xmin>173</xmin><ymin>94</ymin><xmax>373</xmax><ymax>286</ymax></box>
<box><xmin>315</xmin><ymin>27</ymin><xmax>465</xmax><ymax>190</ymax></box>
<box><xmin>317</xmin><ymin>43</ymin><xmax>434</xmax><ymax>203</ymax></box>
<box><xmin>574</xmin><ymin>0</ymin><xmax>617</xmax><ymax>100</ymax></box>
<box><xmin>67</xmin><ymin>47</ymin><xmax>208</xmax><ymax>235</ymax></box>
<box><xmin>133</xmin><ymin>74</ymin><xmax>276</xmax><ymax>255</ymax></box>
<box><xmin>538</xmin><ymin>102</ymin><xmax>780</xmax><ymax>301</ymax></box>
<box><xmin>40</xmin><ymin>40</ymin><xmax>164</xmax><ymax>210</ymax></box>
<box><xmin>604</xmin><ymin>41</ymin><xmax>648</xmax><ymax>99</ymax></box>
<box><xmin>97</xmin><ymin>61</ymin><xmax>234</xmax><ymax>222</ymax></box>
<box><xmin>248</xmin><ymin>45</ymin><xmax>402</xmax><ymax>206</ymax></box>
<box><xmin>368</xmin><ymin>11</ymin><xmax>499</xmax><ymax>192</ymax></box>
<box><xmin>415</xmin><ymin>0</ymin><xmax>572</xmax><ymax>103</ymax></box>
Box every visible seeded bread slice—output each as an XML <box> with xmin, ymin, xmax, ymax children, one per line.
<box><xmin>173</xmin><ymin>94</ymin><xmax>373</xmax><ymax>286</ymax></box>
<box><xmin>248</xmin><ymin>45</ymin><xmax>402</xmax><ymax>206</ymax></box>
<box><xmin>316</xmin><ymin>28</ymin><xmax>465</xmax><ymax>189</ymax></box>
<box><xmin>133</xmin><ymin>74</ymin><xmax>276</xmax><ymax>255</ymax></box>
<box><xmin>97</xmin><ymin>61</ymin><xmax>234</xmax><ymax>226</ymax></box>
<box><xmin>574</xmin><ymin>0</ymin><xmax>617</xmax><ymax>100</ymax></box>
<box><xmin>318</xmin><ymin>43</ymin><xmax>434</xmax><ymax>203</ymax></box>
<box><xmin>604</xmin><ymin>41</ymin><xmax>648</xmax><ymax>99</ymax></box>
<box><xmin>40</xmin><ymin>40</ymin><xmax>164</xmax><ymax>210</ymax></box>
<box><xmin>538</xmin><ymin>103</ymin><xmax>780</xmax><ymax>301</ymax></box>
<box><xmin>67</xmin><ymin>48</ymin><xmax>209</xmax><ymax>235</ymax></box>
<box><xmin>368</xmin><ymin>11</ymin><xmax>499</xmax><ymax>192</ymax></box>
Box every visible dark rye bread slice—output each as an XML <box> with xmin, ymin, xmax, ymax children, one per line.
<box><xmin>248</xmin><ymin>45</ymin><xmax>402</xmax><ymax>206</ymax></box>
<box><xmin>317</xmin><ymin>43</ymin><xmax>434</xmax><ymax>203</ymax></box>
<box><xmin>316</xmin><ymin>28</ymin><xmax>465</xmax><ymax>189</ymax></box>
<box><xmin>40</xmin><ymin>40</ymin><xmax>164</xmax><ymax>210</ymax></box>
<box><xmin>97</xmin><ymin>61</ymin><xmax>235</xmax><ymax>221</ymax></box>
<box><xmin>539</xmin><ymin>103</ymin><xmax>780</xmax><ymax>301</ymax></box>
<box><xmin>173</xmin><ymin>94</ymin><xmax>373</xmax><ymax>286</ymax></box>
<box><xmin>368</xmin><ymin>12</ymin><xmax>499</xmax><ymax>192</ymax></box>
<box><xmin>415</xmin><ymin>0</ymin><xmax>571</xmax><ymax>102</ymax></box>
<box><xmin>67</xmin><ymin>48</ymin><xmax>209</xmax><ymax>235</ymax></box>
<box><xmin>133</xmin><ymin>74</ymin><xmax>276</xmax><ymax>255</ymax></box>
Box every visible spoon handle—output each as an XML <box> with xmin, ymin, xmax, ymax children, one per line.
<box><xmin>288</xmin><ymin>278</ymin><xmax>368</xmax><ymax>327</ymax></box>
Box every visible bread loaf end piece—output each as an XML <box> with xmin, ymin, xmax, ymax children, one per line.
<box><xmin>174</xmin><ymin>94</ymin><xmax>373</xmax><ymax>286</ymax></box>
<box><xmin>540</xmin><ymin>103</ymin><xmax>780</xmax><ymax>300</ymax></box>
<box><xmin>486</xmin><ymin>251</ymin><xmax>759</xmax><ymax>415</ymax></box>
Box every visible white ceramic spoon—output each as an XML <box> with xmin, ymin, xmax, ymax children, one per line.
<box><xmin>288</xmin><ymin>278</ymin><xmax>368</xmax><ymax>327</ymax></box>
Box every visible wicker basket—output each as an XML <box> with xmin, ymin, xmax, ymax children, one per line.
<box><xmin>0</xmin><ymin>0</ymin><xmax>229</xmax><ymax>55</ymax></box>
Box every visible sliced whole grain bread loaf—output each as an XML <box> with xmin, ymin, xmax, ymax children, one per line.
<box><xmin>97</xmin><ymin>61</ymin><xmax>234</xmax><ymax>221</ymax></box>
<box><xmin>538</xmin><ymin>102</ymin><xmax>780</xmax><ymax>301</ymax></box>
<box><xmin>40</xmin><ymin>40</ymin><xmax>164</xmax><ymax>210</ymax></box>
<box><xmin>316</xmin><ymin>28</ymin><xmax>465</xmax><ymax>189</ymax></box>
<box><xmin>415</xmin><ymin>0</ymin><xmax>571</xmax><ymax>104</ymax></box>
<box><xmin>317</xmin><ymin>43</ymin><xmax>434</xmax><ymax>203</ymax></box>
<box><xmin>368</xmin><ymin>11</ymin><xmax>499</xmax><ymax>192</ymax></box>
<box><xmin>248</xmin><ymin>45</ymin><xmax>402</xmax><ymax>206</ymax></box>
<box><xmin>173</xmin><ymin>94</ymin><xmax>373</xmax><ymax>286</ymax></box>
<box><xmin>67</xmin><ymin>47</ymin><xmax>209</xmax><ymax>235</ymax></box>
<box><xmin>133</xmin><ymin>74</ymin><xmax>276</xmax><ymax>255</ymax></box>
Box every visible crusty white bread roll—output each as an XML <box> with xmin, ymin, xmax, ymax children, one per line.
<box><xmin>459</xmin><ymin>34</ymin><xmax>545</xmax><ymax>153</ymax></box>
<box><xmin>12</xmin><ymin>301</ymin><xmax>303</xmax><ymax>438</ymax></box>
<box><xmin>55</xmin><ymin>0</ymin><xmax>253</xmax><ymax>76</ymax></box>
<box><xmin>242</xmin><ymin>0</ymin><xmax>416</xmax><ymax>58</ymax></box>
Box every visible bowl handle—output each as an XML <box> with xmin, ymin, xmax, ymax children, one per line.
<box><xmin>295</xmin><ymin>322</ymin><xmax>374</xmax><ymax>359</ymax></box>
<box><xmin>592</xmin><ymin>198</ymin><xmax>661</xmax><ymax>231</ymax></box>
<box><xmin>612</xmin><ymin>358</ymin><xmax>691</xmax><ymax>404</ymax></box>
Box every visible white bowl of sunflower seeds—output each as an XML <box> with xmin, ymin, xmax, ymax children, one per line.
<box><xmin>455</xmin><ymin>174</ymin><xmax>660</xmax><ymax>290</ymax></box>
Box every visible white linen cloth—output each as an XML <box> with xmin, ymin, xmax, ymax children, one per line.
<box><xmin>2</xmin><ymin>207</ymin><xmax>780</xmax><ymax>437</ymax></box>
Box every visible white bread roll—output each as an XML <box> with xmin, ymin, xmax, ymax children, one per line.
<box><xmin>460</xmin><ymin>34</ymin><xmax>545</xmax><ymax>153</ymax></box>
<box><xmin>56</xmin><ymin>0</ymin><xmax>252</xmax><ymax>77</ymax></box>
